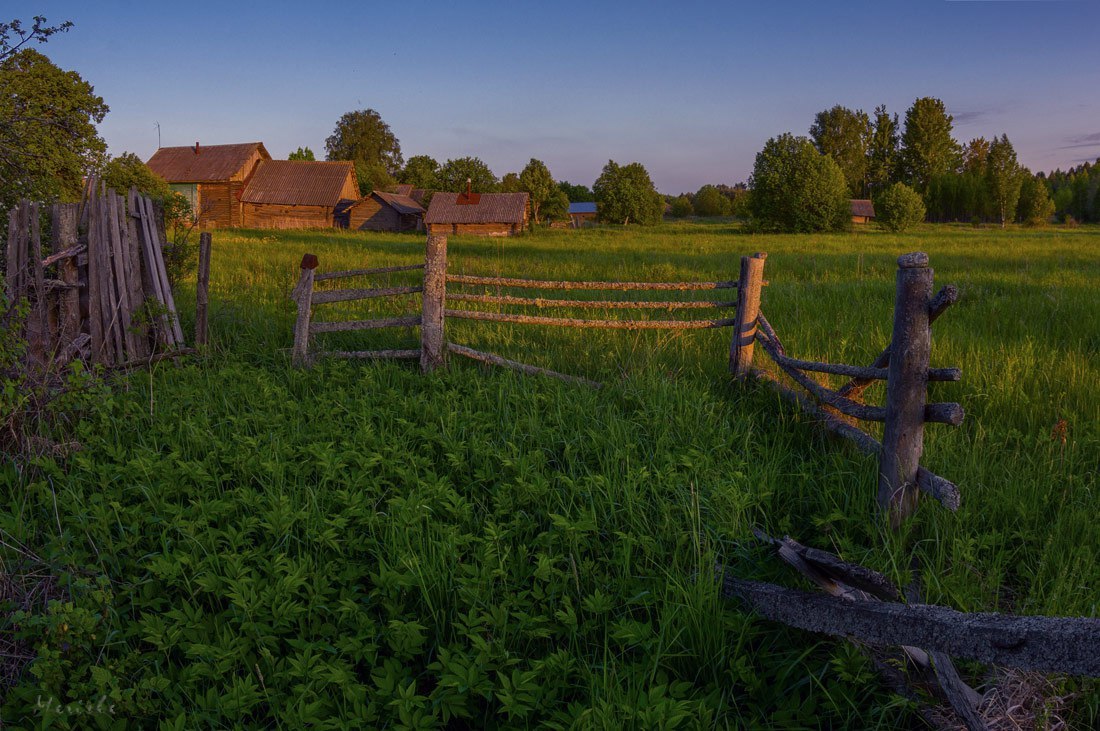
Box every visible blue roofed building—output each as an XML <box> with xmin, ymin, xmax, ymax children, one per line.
<box><xmin>568</xmin><ymin>201</ymin><xmax>598</xmax><ymax>228</ymax></box>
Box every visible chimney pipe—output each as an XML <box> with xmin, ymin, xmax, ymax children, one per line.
<box><xmin>194</xmin><ymin>141</ymin><xmax>200</xmax><ymax>155</ymax></box>
<box><xmin>466</xmin><ymin>177</ymin><xmax>472</xmax><ymax>197</ymax></box>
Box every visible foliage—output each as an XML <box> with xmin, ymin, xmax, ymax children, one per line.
<box><xmin>499</xmin><ymin>172</ymin><xmax>522</xmax><ymax>193</ymax></box>
<box><xmin>0</xmin><ymin>49</ymin><xmax>108</xmax><ymax>232</ymax></box>
<box><xmin>1017</xmin><ymin>174</ymin><xmax>1055</xmax><ymax>226</ymax></box>
<box><xmin>399</xmin><ymin>155</ymin><xmax>440</xmax><ymax>190</ymax></box>
<box><xmin>353</xmin><ymin>160</ymin><xmax>396</xmax><ymax>197</ymax></box>
<box><xmin>875</xmin><ymin>182</ymin><xmax>926</xmax><ymax>232</ymax></box>
<box><xmin>324</xmin><ymin>109</ymin><xmax>403</xmax><ymax>178</ymax></box>
<box><xmin>748</xmin><ymin>133</ymin><xmax>850</xmax><ymax>233</ymax></box>
<box><xmin>519</xmin><ymin>159</ymin><xmax>557</xmax><ymax>224</ymax></box>
<box><xmin>288</xmin><ymin>146</ymin><xmax>315</xmax><ymax>161</ymax></box>
<box><xmin>899</xmin><ymin>97</ymin><xmax>960</xmax><ymax>193</ymax></box>
<box><xmin>986</xmin><ymin>134</ymin><xmax>1022</xmax><ymax>228</ymax></box>
<box><xmin>0</xmin><ymin>15</ymin><xmax>71</xmax><ymax>62</ymax></box>
<box><xmin>541</xmin><ymin>189</ymin><xmax>570</xmax><ymax>222</ymax></box>
<box><xmin>1043</xmin><ymin>158</ymin><xmax>1099</xmax><ymax>223</ymax></box>
<box><xmin>867</xmin><ymin>105</ymin><xmax>899</xmax><ymax>196</ymax></box>
<box><xmin>962</xmin><ymin>137</ymin><xmax>991</xmax><ymax>175</ymax></box>
<box><xmin>669</xmin><ymin>195</ymin><xmax>693</xmax><ymax>218</ymax></box>
<box><xmin>810</xmin><ymin>105</ymin><xmax>872</xmax><ymax>197</ymax></box>
<box><xmin>101</xmin><ymin>152</ymin><xmax>172</xmax><ymax>202</ymax></box>
<box><xmin>558</xmin><ymin>181</ymin><xmax>594</xmax><ymax>202</ymax></box>
<box><xmin>692</xmin><ymin>185</ymin><xmax>731</xmax><ymax>217</ymax></box>
<box><xmin>437</xmin><ymin>157</ymin><xmax>498</xmax><ymax>193</ymax></box>
<box><xmin>592</xmin><ymin>160</ymin><xmax>663</xmax><ymax>225</ymax></box>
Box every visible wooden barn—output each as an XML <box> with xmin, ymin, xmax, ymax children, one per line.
<box><xmin>568</xmin><ymin>201</ymin><xmax>598</xmax><ymax>228</ymax></box>
<box><xmin>240</xmin><ymin>160</ymin><xmax>359</xmax><ymax>229</ymax></box>
<box><xmin>342</xmin><ymin>190</ymin><xmax>425</xmax><ymax>232</ymax></box>
<box><xmin>146</xmin><ymin>142</ymin><xmax>270</xmax><ymax>228</ymax></box>
<box><xmin>425</xmin><ymin>191</ymin><xmax>529</xmax><ymax>237</ymax></box>
<box><xmin>850</xmin><ymin>199</ymin><xmax>876</xmax><ymax>224</ymax></box>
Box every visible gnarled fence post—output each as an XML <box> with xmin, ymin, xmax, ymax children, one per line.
<box><xmin>195</xmin><ymin>232</ymin><xmax>212</xmax><ymax>347</ymax></box>
<box><xmin>292</xmin><ymin>253</ymin><xmax>318</xmax><ymax>367</ymax></box>
<box><xmin>420</xmin><ymin>234</ymin><xmax>447</xmax><ymax>372</ymax></box>
<box><xmin>879</xmin><ymin>252</ymin><xmax>933</xmax><ymax>526</ymax></box>
<box><xmin>730</xmin><ymin>252</ymin><xmax>766</xmax><ymax>377</ymax></box>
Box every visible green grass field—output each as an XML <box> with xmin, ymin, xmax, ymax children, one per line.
<box><xmin>3</xmin><ymin>221</ymin><xmax>1097</xmax><ymax>728</ymax></box>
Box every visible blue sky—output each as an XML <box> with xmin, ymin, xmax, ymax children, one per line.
<box><xmin>11</xmin><ymin>0</ymin><xmax>1100</xmax><ymax>192</ymax></box>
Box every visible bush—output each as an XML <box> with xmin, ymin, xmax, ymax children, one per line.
<box><xmin>669</xmin><ymin>195</ymin><xmax>693</xmax><ymax>218</ymax></box>
<box><xmin>748</xmin><ymin>134</ymin><xmax>850</xmax><ymax>232</ymax></box>
<box><xmin>876</xmin><ymin>183</ymin><xmax>926</xmax><ymax>232</ymax></box>
<box><xmin>692</xmin><ymin>186</ymin><xmax>731</xmax><ymax>217</ymax></box>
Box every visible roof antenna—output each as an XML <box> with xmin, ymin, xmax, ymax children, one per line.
<box><xmin>154</xmin><ymin>121</ymin><xmax>161</xmax><ymax>149</ymax></box>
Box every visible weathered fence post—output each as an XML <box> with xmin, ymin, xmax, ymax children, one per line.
<box><xmin>51</xmin><ymin>203</ymin><xmax>81</xmax><ymax>351</ymax></box>
<box><xmin>420</xmin><ymin>234</ymin><xmax>447</xmax><ymax>372</ymax></box>
<box><xmin>730</xmin><ymin>252</ymin><xmax>766</xmax><ymax>377</ymax></box>
<box><xmin>291</xmin><ymin>253</ymin><xmax>318</xmax><ymax>367</ymax></box>
<box><xmin>195</xmin><ymin>232</ymin><xmax>212</xmax><ymax>347</ymax></box>
<box><xmin>878</xmin><ymin>252</ymin><xmax>933</xmax><ymax>526</ymax></box>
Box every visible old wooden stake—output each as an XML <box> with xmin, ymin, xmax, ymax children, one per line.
<box><xmin>291</xmin><ymin>253</ymin><xmax>318</xmax><ymax>367</ymax></box>
<box><xmin>420</xmin><ymin>234</ymin><xmax>447</xmax><ymax>373</ymax></box>
<box><xmin>195</xmin><ymin>232</ymin><xmax>212</xmax><ymax>346</ymax></box>
<box><xmin>878</xmin><ymin>252</ymin><xmax>934</xmax><ymax>526</ymax></box>
<box><xmin>730</xmin><ymin>252</ymin><xmax>766</xmax><ymax>377</ymax></box>
<box><xmin>51</xmin><ymin>204</ymin><xmax>81</xmax><ymax>350</ymax></box>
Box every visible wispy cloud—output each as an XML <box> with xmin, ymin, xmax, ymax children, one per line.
<box><xmin>1059</xmin><ymin>132</ymin><xmax>1100</xmax><ymax>150</ymax></box>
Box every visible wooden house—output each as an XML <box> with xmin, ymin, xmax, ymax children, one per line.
<box><xmin>568</xmin><ymin>201</ymin><xmax>598</xmax><ymax>228</ymax></box>
<box><xmin>145</xmin><ymin>142</ymin><xmax>270</xmax><ymax>228</ymax></box>
<box><xmin>424</xmin><ymin>191</ymin><xmax>529</xmax><ymax>237</ymax></box>
<box><xmin>342</xmin><ymin>190</ymin><xmax>425</xmax><ymax>232</ymax></box>
<box><xmin>239</xmin><ymin>160</ymin><xmax>359</xmax><ymax>229</ymax></box>
<box><xmin>850</xmin><ymin>199</ymin><xmax>876</xmax><ymax>224</ymax></box>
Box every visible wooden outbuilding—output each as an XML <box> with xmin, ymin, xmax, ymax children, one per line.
<box><xmin>240</xmin><ymin>160</ymin><xmax>359</xmax><ymax>229</ymax></box>
<box><xmin>425</xmin><ymin>191</ymin><xmax>529</xmax><ymax>237</ymax></box>
<box><xmin>342</xmin><ymin>190</ymin><xmax>425</xmax><ymax>232</ymax></box>
<box><xmin>568</xmin><ymin>201</ymin><xmax>598</xmax><ymax>228</ymax></box>
<box><xmin>851</xmin><ymin>199</ymin><xmax>876</xmax><ymax>224</ymax></box>
<box><xmin>145</xmin><ymin>142</ymin><xmax>270</xmax><ymax>228</ymax></box>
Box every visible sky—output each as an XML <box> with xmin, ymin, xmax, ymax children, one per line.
<box><xmin>9</xmin><ymin>0</ymin><xmax>1100</xmax><ymax>193</ymax></box>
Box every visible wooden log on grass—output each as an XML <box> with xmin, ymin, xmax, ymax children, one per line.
<box><xmin>291</xmin><ymin>253</ymin><xmax>318</xmax><ymax>367</ymax></box>
<box><xmin>879</xmin><ymin>252</ymin><xmax>933</xmax><ymax>526</ymax></box>
<box><xmin>730</xmin><ymin>252</ymin><xmax>766</xmax><ymax>377</ymax></box>
<box><xmin>195</xmin><ymin>232</ymin><xmax>211</xmax><ymax>346</ymax></box>
<box><xmin>447</xmin><ymin>342</ymin><xmax>601</xmax><ymax>388</ymax></box>
<box><xmin>420</xmin><ymin>235</ymin><xmax>447</xmax><ymax>372</ymax></box>
<box><xmin>446</xmin><ymin>273</ymin><xmax>739</xmax><ymax>291</ymax></box>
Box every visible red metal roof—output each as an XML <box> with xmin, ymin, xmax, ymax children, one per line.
<box><xmin>146</xmin><ymin>142</ymin><xmax>268</xmax><ymax>182</ymax></box>
<box><xmin>425</xmin><ymin>192</ymin><xmax>529</xmax><ymax>224</ymax></box>
<box><xmin>240</xmin><ymin>160</ymin><xmax>358</xmax><ymax>206</ymax></box>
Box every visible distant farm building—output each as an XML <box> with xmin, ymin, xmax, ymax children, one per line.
<box><xmin>850</xmin><ymin>199</ymin><xmax>876</xmax><ymax>224</ymax></box>
<box><xmin>568</xmin><ymin>201</ymin><xmax>598</xmax><ymax>228</ymax></box>
<box><xmin>146</xmin><ymin>142</ymin><xmax>270</xmax><ymax>228</ymax></box>
<box><xmin>342</xmin><ymin>190</ymin><xmax>425</xmax><ymax>232</ymax></box>
<box><xmin>240</xmin><ymin>160</ymin><xmax>359</xmax><ymax>229</ymax></box>
<box><xmin>425</xmin><ymin>191</ymin><xmax>529</xmax><ymax>237</ymax></box>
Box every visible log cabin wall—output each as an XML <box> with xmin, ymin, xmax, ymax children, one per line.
<box><xmin>241</xmin><ymin>202</ymin><xmax>334</xmax><ymax>229</ymax></box>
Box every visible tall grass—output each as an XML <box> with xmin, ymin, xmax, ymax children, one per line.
<box><xmin>3</xmin><ymin>221</ymin><xmax>1096</xmax><ymax>728</ymax></box>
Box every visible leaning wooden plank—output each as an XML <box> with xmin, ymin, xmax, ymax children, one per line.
<box><xmin>314</xmin><ymin>263</ymin><xmax>425</xmax><ymax>281</ymax></box>
<box><xmin>445</xmin><ymin>309</ymin><xmax>737</xmax><ymax>330</ymax></box>
<box><xmin>28</xmin><ymin>203</ymin><xmax>50</xmax><ymax>364</ymax></box>
<box><xmin>106</xmin><ymin>192</ymin><xmax>138</xmax><ymax>357</ymax></box>
<box><xmin>315</xmin><ymin>349</ymin><xmax>421</xmax><ymax>360</ymax></box>
<box><xmin>311</xmin><ymin>285</ymin><xmax>423</xmax><ymax>304</ymax></box>
<box><xmin>121</xmin><ymin>193</ymin><xmax>149</xmax><ymax>359</ymax></box>
<box><xmin>86</xmin><ymin>195</ymin><xmax>104</xmax><ymax>362</ymax></box>
<box><xmin>447</xmin><ymin>342</ymin><xmax>601</xmax><ymax>389</ymax></box>
<box><xmin>446</xmin><ymin>293</ymin><xmax>739</xmax><ymax>310</ymax></box>
<box><xmin>446</xmin><ymin>273</ymin><xmax>738</xmax><ymax>291</ymax></box>
<box><xmin>721</xmin><ymin>575</ymin><xmax>1100</xmax><ymax>676</ymax></box>
<box><xmin>98</xmin><ymin>193</ymin><xmax>124</xmax><ymax>364</ymax></box>
<box><xmin>309</xmin><ymin>315</ymin><xmax>422</xmax><ymax>334</ymax></box>
<box><xmin>133</xmin><ymin>192</ymin><xmax>173</xmax><ymax>348</ymax></box>
<box><xmin>142</xmin><ymin>195</ymin><xmax>184</xmax><ymax>344</ymax></box>
<box><xmin>750</xmin><ymin>367</ymin><xmax>961</xmax><ymax>510</ymax></box>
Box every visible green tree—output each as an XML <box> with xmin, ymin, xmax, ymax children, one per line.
<box><xmin>748</xmin><ymin>133</ymin><xmax>850</xmax><ymax>233</ymax></box>
<box><xmin>867</xmin><ymin>105</ymin><xmax>899</xmax><ymax>196</ymax></box>
<box><xmin>324</xmin><ymin>109</ymin><xmax>403</xmax><ymax>178</ymax></box>
<box><xmin>400</xmin><ymin>155</ymin><xmax>439</xmax><ymax>190</ymax></box>
<box><xmin>0</xmin><ymin>48</ymin><xmax>108</xmax><ymax>224</ymax></box>
<box><xmin>499</xmin><ymin>172</ymin><xmax>522</xmax><ymax>193</ymax></box>
<box><xmin>1016</xmin><ymin>174</ymin><xmax>1055</xmax><ymax>226</ymax></box>
<box><xmin>669</xmin><ymin>195</ymin><xmax>693</xmax><ymax>218</ymax></box>
<box><xmin>519</xmin><ymin>158</ymin><xmax>556</xmax><ymax>223</ymax></box>
<box><xmin>986</xmin><ymin>134</ymin><xmax>1022</xmax><ymax>228</ymax></box>
<box><xmin>288</xmin><ymin>146</ymin><xmax>315</xmax><ymax>161</ymax></box>
<box><xmin>899</xmin><ymin>97</ymin><xmax>960</xmax><ymax>193</ymax></box>
<box><xmin>692</xmin><ymin>185</ymin><xmax>731</xmax><ymax>216</ymax></box>
<box><xmin>961</xmin><ymin>137</ymin><xmax>990</xmax><ymax>175</ymax></box>
<box><xmin>542</xmin><ymin>189</ymin><xmax>570</xmax><ymax>221</ymax></box>
<box><xmin>437</xmin><ymin>157</ymin><xmax>498</xmax><ymax>193</ymax></box>
<box><xmin>810</xmin><ymin>105</ymin><xmax>872</xmax><ymax>197</ymax></box>
<box><xmin>0</xmin><ymin>15</ymin><xmax>71</xmax><ymax>62</ymax></box>
<box><xmin>876</xmin><ymin>182</ymin><xmax>926</xmax><ymax>232</ymax></box>
<box><xmin>354</xmin><ymin>160</ymin><xmax>395</xmax><ymax>196</ymax></box>
<box><xmin>558</xmin><ymin>181</ymin><xmax>594</xmax><ymax>202</ymax></box>
<box><xmin>592</xmin><ymin>160</ymin><xmax>663</xmax><ymax>225</ymax></box>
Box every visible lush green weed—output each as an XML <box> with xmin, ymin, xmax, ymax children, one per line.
<box><xmin>2</xmin><ymin>221</ymin><xmax>1096</xmax><ymax>728</ymax></box>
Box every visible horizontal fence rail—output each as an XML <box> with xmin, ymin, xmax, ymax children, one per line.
<box><xmin>314</xmin><ymin>264</ymin><xmax>425</xmax><ymax>281</ymax></box>
<box><xmin>309</xmin><ymin>316</ymin><xmax>422</xmax><ymax>334</ymax></box>
<box><xmin>311</xmin><ymin>286</ymin><xmax>423</xmax><ymax>305</ymax></box>
<box><xmin>444</xmin><ymin>309</ymin><xmax>737</xmax><ymax>330</ymax></box>
<box><xmin>314</xmin><ymin>349</ymin><xmax>421</xmax><ymax>360</ymax></box>
<box><xmin>446</xmin><ymin>273</ymin><xmax>738</xmax><ymax>291</ymax></box>
<box><xmin>446</xmin><ymin>293</ymin><xmax>738</xmax><ymax>310</ymax></box>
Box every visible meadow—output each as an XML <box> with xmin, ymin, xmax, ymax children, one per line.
<box><xmin>2</xmin><ymin>220</ymin><xmax>1097</xmax><ymax>728</ymax></box>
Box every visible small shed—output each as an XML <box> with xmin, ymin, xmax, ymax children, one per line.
<box><xmin>850</xmin><ymin>199</ymin><xmax>876</xmax><ymax>224</ymax></box>
<box><xmin>344</xmin><ymin>190</ymin><xmax>425</xmax><ymax>232</ymax></box>
<box><xmin>145</xmin><ymin>142</ymin><xmax>270</xmax><ymax>228</ymax></box>
<box><xmin>240</xmin><ymin>160</ymin><xmax>360</xmax><ymax>229</ymax></box>
<box><xmin>425</xmin><ymin>192</ymin><xmax>529</xmax><ymax>237</ymax></box>
<box><xmin>568</xmin><ymin>201</ymin><xmax>598</xmax><ymax>228</ymax></box>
